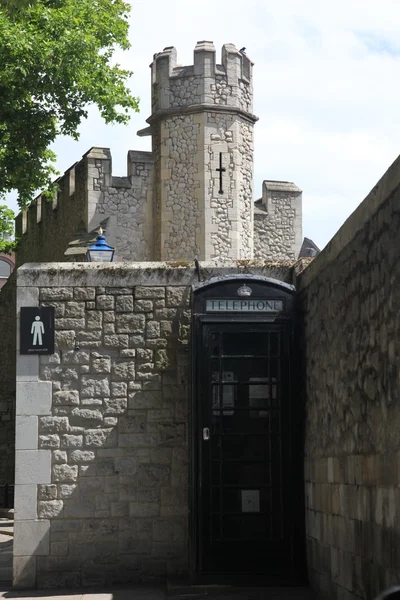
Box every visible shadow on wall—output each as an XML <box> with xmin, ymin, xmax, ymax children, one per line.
<box><xmin>13</xmin><ymin>283</ymin><xmax>192</xmax><ymax>589</ymax></box>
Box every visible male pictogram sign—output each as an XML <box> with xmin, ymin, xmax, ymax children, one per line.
<box><xmin>20</xmin><ymin>307</ymin><xmax>55</xmax><ymax>355</ymax></box>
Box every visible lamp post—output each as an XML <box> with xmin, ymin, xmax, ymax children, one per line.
<box><xmin>86</xmin><ymin>228</ymin><xmax>115</xmax><ymax>262</ymax></box>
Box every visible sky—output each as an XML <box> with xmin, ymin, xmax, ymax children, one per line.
<box><xmin>7</xmin><ymin>0</ymin><xmax>400</xmax><ymax>249</ymax></box>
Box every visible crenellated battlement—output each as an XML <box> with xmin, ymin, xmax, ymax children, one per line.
<box><xmin>15</xmin><ymin>147</ymin><xmax>155</xmax><ymax>266</ymax></box>
<box><xmin>150</xmin><ymin>41</ymin><xmax>254</xmax><ymax>115</ymax></box>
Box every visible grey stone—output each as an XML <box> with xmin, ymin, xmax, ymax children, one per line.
<box><xmin>70</xmin><ymin>450</ymin><xmax>96</xmax><ymax>462</ymax></box>
<box><xmin>111</xmin><ymin>382</ymin><xmax>127</xmax><ymax>397</ymax></box>
<box><xmin>38</xmin><ymin>484</ymin><xmax>58</xmax><ymax>500</ymax></box>
<box><xmin>40</xmin><ymin>416</ymin><xmax>69</xmax><ymax>432</ymax></box>
<box><xmin>39</xmin><ymin>435</ymin><xmax>60</xmax><ymax>449</ymax></box>
<box><xmin>38</xmin><ymin>500</ymin><xmax>64</xmax><ymax>518</ymax></box>
<box><xmin>104</xmin><ymin>398</ymin><xmax>127</xmax><ymax>415</ymax></box>
<box><xmin>115</xmin><ymin>313</ymin><xmax>145</xmax><ymax>334</ymax></box>
<box><xmin>116</xmin><ymin>295</ymin><xmax>134</xmax><ymax>312</ymax></box>
<box><xmin>61</xmin><ymin>434</ymin><xmax>83</xmax><ymax>448</ymax></box>
<box><xmin>53</xmin><ymin>390</ymin><xmax>80</xmax><ymax>406</ymax></box>
<box><xmin>58</xmin><ymin>484</ymin><xmax>77</xmax><ymax>499</ymax></box>
<box><xmin>74</xmin><ymin>287</ymin><xmax>96</xmax><ymax>300</ymax></box>
<box><xmin>53</xmin><ymin>464</ymin><xmax>78</xmax><ymax>482</ymax></box>
<box><xmin>70</xmin><ymin>408</ymin><xmax>103</xmax><ymax>425</ymax></box>
<box><xmin>84</xmin><ymin>428</ymin><xmax>117</xmax><ymax>447</ymax></box>
<box><xmin>53</xmin><ymin>450</ymin><xmax>67</xmax><ymax>463</ymax></box>
<box><xmin>81</xmin><ymin>376</ymin><xmax>110</xmax><ymax>398</ymax></box>
<box><xmin>96</xmin><ymin>295</ymin><xmax>115</xmax><ymax>310</ymax></box>
<box><xmin>135</xmin><ymin>286</ymin><xmax>165</xmax><ymax>299</ymax></box>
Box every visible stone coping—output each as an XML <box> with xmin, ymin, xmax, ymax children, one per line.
<box><xmin>16</xmin><ymin>261</ymin><xmax>296</xmax><ymax>288</ymax></box>
<box><xmin>297</xmin><ymin>152</ymin><xmax>400</xmax><ymax>292</ymax></box>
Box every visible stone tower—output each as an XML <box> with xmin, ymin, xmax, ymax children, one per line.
<box><xmin>148</xmin><ymin>41</ymin><xmax>257</xmax><ymax>262</ymax></box>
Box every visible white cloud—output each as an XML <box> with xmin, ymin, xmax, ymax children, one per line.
<box><xmin>6</xmin><ymin>0</ymin><xmax>400</xmax><ymax>250</ymax></box>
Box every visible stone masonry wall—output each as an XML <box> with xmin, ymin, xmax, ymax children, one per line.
<box><xmin>297</xmin><ymin>154</ymin><xmax>400</xmax><ymax>600</ymax></box>
<box><xmin>0</xmin><ymin>272</ymin><xmax>16</xmax><ymax>487</ymax></box>
<box><xmin>150</xmin><ymin>42</ymin><xmax>255</xmax><ymax>262</ymax></box>
<box><xmin>254</xmin><ymin>181</ymin><xmax>302</xmax><ymax>261</ymax></box>
<box><xmin>14</xmin><ymin>262</ymin><xmax>295</xmax><ymax>589</ymax></box>
<box><xmin>15</xmin><ymin>148</ymin><xmax>154</xmax><ymax>266</ymax></box>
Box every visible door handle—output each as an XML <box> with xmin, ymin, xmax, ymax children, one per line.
<box><xmin>203</xmin><ymin>427</ymin><xmax>210</xmax><ymax>441</ymax></box>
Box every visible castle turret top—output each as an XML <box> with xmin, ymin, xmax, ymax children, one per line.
<box><xmin>150</xmin><ymin>41</ymin><xmax>254</xmax><ymax>116</ymax></box>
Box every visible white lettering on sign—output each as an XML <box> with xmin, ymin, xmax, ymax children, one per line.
<box><xmin>206</xmin><ymin>299</ymin><xmax>284</xmax><ymax>313</ymax></box>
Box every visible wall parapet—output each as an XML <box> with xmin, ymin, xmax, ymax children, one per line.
<box><xmin>298</xmin><ymin>152</ymin><xmax>400</xmax><ymax>291</ymax></box>
<box><xmin>150</xmin><ymin>41</ymin><xmax>254</xmax><ymax>115</ymax></box>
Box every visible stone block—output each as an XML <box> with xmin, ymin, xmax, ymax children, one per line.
<box><xmin>40</xmin><ymin>416</ymin><xmax>69</xmax><ymax>432</ymax></box>
<box><xmin>119</xmin><ymin>415</ymin><xmax>146</xmax><ymax>434</ymax></box>
<box><xmin>16</xmin><ymin>353</ymin><xmax>38</xmax><ymax>382</ymax></box>
<box><xmin>70</xmin><ymin>450</ymin><xmax>96</xmax><ymax>462</ymax></box>
<box><xmin>58</xmin><ymin>484</ymin><xmax>77</xmax><ymax>499</ymax></box>
<box><xmin>84</xmin><ymin>428</ymin><xmax>117</xmax><ymax>447</ymax></box>
<box><xmin>112</xmin><ymin>360</ymin><xmax>135</xmax><ymax>380</ymax></box>
<box><xmin>120</xmin><ymin>349</ymin><xmax>136</xmax><ymax>358</ymax></box>
<box><xmin>14</xmin><ymin>519</ymin><xmax>50</xmax><ymax>556</ymax></box>
<box><xmin>86</xmin><ymin>311</ymin><xmax>103</xmax><ymax>330</ymax></box>
<box><xmin>119</xmin><ymin>433</ymin><xmax>157</xmax><ymax>448</ymax></box>
<box><xmin>116</xmin><ymin>296</ymin><xmax>134</xmax><ymax>312</ymax></box>
<box><xmin>64</xmin><ymin>302</ymin><xmax>85</xmax><ymax>318</ymax></box>
<box><xmin>15</xmin><ymin>450</ymin><xmax>51</xmax><ymax>484</ymax></box>
<box><xmin>39</xmin><ymin>435</ymin><xmax>60</xmax><ymax>449</ymax></box>
<box><xmin>115</xmin><ymin>313</ymin><xmax>145</xmax><ymax>334</ymax></box>
<box><xmin>104</xmin><ymin>398</ymin><xmax>127</xmax><ymax>415</ymax></box>
<box><xmin>51</xmin><ymin>542</ymin><xmax>69</xmax><ymax>556</ymax></box>
<box><xmin>137</xmin><ymin>463</ymin><xmax>171</xmax><ymax>487</ymax></box>
<box><xmin>38</xmin><ymin>500</ymin><xmax>64</xmax><ymax>519</ymax></box>
<box><xmin>111</xmin><ymin>382</ymin><xmax>128</xmax><ymax>397</ymax></box>
<box><xmin>55</xmin><ymin>330</ymin><xmax>76</xmax><ymax>348</ymax></box>
<box><xmin>92</xmin><ymin>356</ymin><xmax>111</xmax><ymax>373</ymax></box>
<box><xmin>55</xmin><ymin>317</ymin><xmax>86</xmax><ymax>330</ymax></box>
<box><xmin>16</xmin><ymin>381</ymin><xmax>52</xmax><ymax>416</ymax></box>
<box><xmin>62</xmin><ymin>350</ymin><xmax>90</xmax><ymax>364</ymax></box>
<box><xmin>81</xmin><ymin>376</ymin><xmax>110</xmax><ymax>398</ymax></box>
<box><xmin>128</xmin><ymin>390</ymin><xmax>162</xmax><ymax>409</ymax></box>
<box><xmin>38</xmin><ymin>484</ymin><xmax>57</xmax><ymax>500</ymax></box>
<box><xmin>129</xmin><ymin>502</ymin><xmax>160</xmax><ymax>517</ymax></box>
<box><xmin>70</xmin><ymin>407</ymin><xmax>104</xmax><ymax>426</ymax></box>
<box><xmin>146</xmin><ymin>321</ymin><xmax>161</xmax><ymax>338</ymax></box>
<box><xmin>53</xmin><ymin>390</ymin><xmax>79</xmax><ymax>406</ymax></box>
<box><xmin>61</xmin><ymin>434</ymin><xmax>83</xmax><ymax>448</ymax></box>
<box><xmin>40</xmin><ymin>288</ymin><xmax>73</xmax><ymax>301</ymax></box>
<box><xmin>166</xmin><ymin>287</ymin><xmax>189</xmax><ymax>307</ymax></box>
<box><xmin>13</xmin><ymin>555</ymin><xmax>37</xmax><ymax>589</ymax></box>
<box><xmin>135</xmin><ymin>286</ymin><xmax>165</xmax><ymax>299</ymax></box>
<box><xmin>104</xmin><ymin>334</ymin><xmax>129</xmax><ymax>348</ymax></box>
<box><xmin>16</xmin><ymin>415</ymin><xmax>38</xmax><ymax>450</ymax></box>
<box><xmin>135</xmin><ymin>300</ymin><xmax>153</xmax><ymax>312</ymax></box>
<box><xmin>53</xmin><ymin>450</ymin><xmax>67</xmax><ymax>463</ymax></box>
<box><xmin>52</xmin><ymin>464</ymin><xmax>78</xmax><ymax>482</ymax></box>
<box><xmin>96</xmin><ymin>295</ymin><xmax>115</xmax><ymax>310</ymax></box>
<box><xmin>74</xmin><ymin>287</ymin><xmax>96</xmax><ymax>300</ymax></box>
<box><xmin>15</xmin><ymin>484</ymin><xmax>38</xmax><ymax>520</ymax></box>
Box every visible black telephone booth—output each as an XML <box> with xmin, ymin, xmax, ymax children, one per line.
<box><xmin>190</xmin><ymin>275</ymin><xmax>306</xmax><ymax>584</ymax></box>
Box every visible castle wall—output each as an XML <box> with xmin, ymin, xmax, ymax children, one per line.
<box><xmin>15</xmin><ymin>160</ymin><xmax>86</xmax><ymax>267</ymax></box>
<box><xmin>254</xmin><ymin>181</ymin><xmax>302</xmax><ymax>261</ymax></box>
<box><xmin>150</xmin><ymin>42</ymin><xmax>256</xmax><ymax>262</ymax></box>
<box><xmin>298</xmin><ymin>154</ymin><xmax>400</xmax><ymax>600</ymax></box>
<box><xmin>14</xmin><ymin>148</ymin><xmax>154</xmax><ymax>265</ymax></box>
<box><xmin>13</xmin><ymin>261</ymin><xmax>295</xmax><ymax>588</ymax></box>
<box><xmin>0</xmin><ymin>272</ymin><xmax>16</xmax><ymax>487</ymax></box>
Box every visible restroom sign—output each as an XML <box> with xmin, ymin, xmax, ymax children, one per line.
<box><xmin>20</xmin><ymin>307</ymin><xmax>55</xmax><ymax>355</ymax></box>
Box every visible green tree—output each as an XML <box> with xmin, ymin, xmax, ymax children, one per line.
<box><xmin>0</xmin><ymin>0</ymin><xmax>139</xmax><ymax>236</ymax></box>
<box><xmin>0</xmin><ymin>205</ymin><xmax>15</xmax><ymax>254</ymax></box>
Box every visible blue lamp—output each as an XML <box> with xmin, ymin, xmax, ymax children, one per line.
<box><xmin>86</xmin><ymin>228</ymin><xmax>115</xmax><ymax>262</ymax></box>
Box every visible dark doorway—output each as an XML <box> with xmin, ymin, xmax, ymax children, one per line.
<box><xmin>191</xmin><ymin>276</ymin><xmax>305</xmax><ymax>584</ymax></box>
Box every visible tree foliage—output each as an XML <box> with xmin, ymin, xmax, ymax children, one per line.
<box><xmin>0</xmin><ymin>0</ymin><xmax>139</xmax><ymax>214</ymax></box>
<box><xmin>0</xmin><ymin>205</ymin><xmax>15</xmax><ymax>254</ymax></box>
